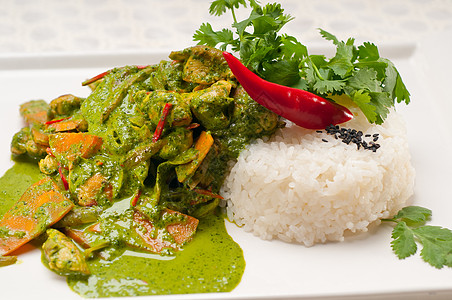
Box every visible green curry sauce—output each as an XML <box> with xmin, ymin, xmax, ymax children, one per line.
<box><xmin>1</xmin><ymin>46</ymin><xmax>282</xmax><ymax>297</ymax></box>
<box><xmin>0</xmin><ymin>158</ymin><xmax>44</xmax><ymax>217</ymax></box>
<box><xmin>0</xmin><ymin>160</ymin><xmax>245</xmax><ymax>297</ymax></box>
<box><xmin>68</xmin><ymin>215</ymin><xmax>244</xmax><ymax>297</ymax></box>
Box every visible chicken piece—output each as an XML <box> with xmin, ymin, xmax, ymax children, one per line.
<box><xmin>231</xmin><ymin>85</ymin><xmax>281</xmax><ymax>135</ymax></box>
<box><xmin>139</xmin><ymin>90</ymin><xmax>192</xmax><ymax>129</ymax></box>
<box><xmin>157</xmin><ymin>127</ymin><xmax>193</xmax><ymax>160</ymax></box>
<box><xmin>169</xmin><ymin>45</ymin><xmax>232</xmax><ymax>85</ymax></box>
<box><xmin>42</xmin><ymin>229</ymin><xmax>90</xmax><ymax>276</ymax></box>
<box><xmin>186</xmin><ymin>80</ymin><xmax>234</xmax><ymax>130</ymax></box>
<box><xmin>11</xmin><ymin>100</ymin><xmax>51</xmax><ymax>158</ymax></box>
<box><xmin>48</xmin><ymin>94</ymin><xmax>84</xmax><ymax>119</ymax></box>
<box><xmin>39</xmin><ymin>154</ymin><xmax>59</xmax><ymax>175</ymax></box>
<box><xmin>10</xmin><ymin>127</ymin><xmax>48</xmax><ymax>158</ymax></box>
<box><xmin>68</xmin><ymin>156</ymin><xmax>124</xmax><ymax>207</ymax></box>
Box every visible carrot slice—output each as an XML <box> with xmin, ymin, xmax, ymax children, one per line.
<box><xmin>47</xmin><ymin>119</ymin><xmax>86</xmax><ymax>132</ymax></box>
<box><xmin>49</xmin><ymin>132</ymin><xmax>103</xmax><ymax>163</ymax></box>
<box><xmin>176</xmin><ymin>131</ymin><xmax>214</xmax><ymax>183</ymax></box>
<box><xmin>63</xmin><ymin>224</ymin><xmax>105</xmax><ymax>249</ymax></box>
<box><xmin>76</xmin><ymin>173</ymin><xmax>113</xmax><ymax>207</ymax></box>
<box><xmin>0</xmin><ymin>177</ymin><xmax>74</xmax><ymax>256</ymax></box>
<box><xmin>132</xmin><ymin>209</ymin><xmax>198</xmax><ymax>253</ymax></box>
<box><xmin>19</xmin><ymin>100</ymin><xmax>49</xmax><ymax>126</ymax></box>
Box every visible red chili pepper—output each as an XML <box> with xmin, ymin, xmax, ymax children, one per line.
<box><xmin>186</xmin><ymin>123</ymin><xmax>200</xmax><ymax>130</ymax></box>
<box><xmin>192</xmin><ymin>188</ymin><xmax>224</xmax><ymax>200</ymax></box>
<box><xmin>81</xmin><ymin>70</ymin><xmax>110</xmax><ymax>86</ymax></box>
<box><xmin>45</xmin><ymin>117</ymin><xmax>70</xmax><ymax>125</ymax></box>
<box><xmin>131</xmin><ymin>189</ymin><xmax>141</xmax><ymax>207</ymax></box>
<box><xmin>152</xmin><ymin>103</ymin><xmax>172</xmax><ymax>143</ymax></box>
<box><xmin>81</xmin><ymin>65</ymin><xmax>150</xmax><ymax>86</ymax></box>
<box><xmin>222</xmin><ymin>52</ymin><xmax>353</xmax><ymax>130</ymax></box>
<box><xmin>46</xmin><ymin>147</ymin><xmax>54</xmax><ymax>157</ymax></box>
<box><xmin>58</xmin><ymin>165</ymin><xmax>69</xmax><ymax>191</ymax></box>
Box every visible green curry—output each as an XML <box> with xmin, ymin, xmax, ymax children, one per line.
<box><xmin>0</xmin><ymin>45</ymin><xmax>281</xmax><ymax>297</ymax></box>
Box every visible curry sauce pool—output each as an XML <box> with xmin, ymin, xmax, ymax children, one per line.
<box><xmin>68</xmin><ymin>214</ymin><xmax>245</xmax><ymax>297</ymax></box>
<box><xmin>1</xmin><ymin>46</ymin><xmax>259</xmax><ymax>297</ymax></box>
<box><xmin>0</xmin><ymin>161</ymin><xmax>245</xmax><ymax>297</ymax></box>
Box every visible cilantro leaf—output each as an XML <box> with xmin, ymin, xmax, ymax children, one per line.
<box><xmin>414</xmin><ymin>226</ymin><xmax>452</xmax><ymax>268</ymax></box>
<box><xmin>381</xmin><ymin>58</ymin><xmax>411</xmax><ymax>105</ymax></box>
<box><xmin>327</xmin><ymin>43</ymin><xmax>355</xmax><ymax>77</ymax></box>
<box><xmin>280</xmin><ymin>35</ymin><xmax>308</xmax><ymax>61</ymax></box>
<box><xmin>368</xmin><ymin>92</ymin><xmax>393</xmax><ymax>124</ymax></box>
<box><xmin>357</xmin><ymin>42</ymin><xmax>380</xmax><ymax>62</ymax></box>
<box><xmin>391</xmin><ymin>206</ymin><xmax>432</xmax><ymax>227</ymax></box>
<box><xmin>318</xmin><ymin>28</ymin><xmax>340</xmax><ymax>45</ymax></box>
<box><xmin>394</xmin><ymin>71</ymin><xmax>411</xmax><ymax>105</ymax></box>
<box><xmin>194</xmin><ymin>1</ymin><xmax>411</xmax><ymax>125</ymax></box>
<box><xmin>261</xmin><ymin>59</ymin><xmax>301</xmax><ymax>86</ymax></box>
<box><xmin>348</xmin><ymin>89</ymin><xmax>377</xmax><ymax>123</ymax></box>
<box><xmin>391</xmin><ymin>221</ymin><xmax>417</xmax><ymax>259</ymax></box>
<box><xmin>193</xmin><ymin>23</ymin><xmax>236</xmax><ymax>50</ymax></box>
<box><xmin>313</xmin><ymin>78</ymin><xmax>345</xmax><ymax>95</ymax></box>
<box><xmin>209</xmin><ymin>0</ymin><xmax>257</xmax><ymax>17</ymax></box>
<box><xmin>347</xmin><ymin>68</ymin><xmax>382</xmax><ymax>92</ymax></box>
<box><xmin>385</xmin><ymin>206</ymin><xmax>452</xmax><ymax>269</ymax></box>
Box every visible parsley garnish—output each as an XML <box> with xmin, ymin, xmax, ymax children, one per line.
<box><xmin>383</xmin><ymin>206</ymin><xmax>452</xmax><ymax>269</ymax></box>
<box><xmin>193</xmin><ymin>0</ymin><xmax>411</xmax><ymax>124</ymax></box>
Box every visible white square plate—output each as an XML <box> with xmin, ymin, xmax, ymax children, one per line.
<box><xmin>0</xmin><ymin>34</ymin><xmax>451</xmax><ymax>300</ymax></box>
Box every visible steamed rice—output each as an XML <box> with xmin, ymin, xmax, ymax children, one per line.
<box><xmin>221</xmin><ymin>110</ymin><xmax>415</xmax><ymax>246</ymax></box>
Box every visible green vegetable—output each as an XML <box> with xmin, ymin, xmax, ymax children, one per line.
<box><xmin>384</xmin><ymin>206</ymin><xmax>452</xmax><ymax>269</ymax></box>
<box><xmin>193</xmin><ymin>0</ymin><xmax>410</xmax><ymax>124</ymax></box>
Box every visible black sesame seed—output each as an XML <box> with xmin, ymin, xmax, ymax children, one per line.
<box><xmin>321</xmin><ymin>125</ymin><xmax>381</xmax><ymax>152</ymax></box>
<box><xmin>322</xmin><ymin>139</ymin><xmax>328</xmax><ymax>142</ymax></box>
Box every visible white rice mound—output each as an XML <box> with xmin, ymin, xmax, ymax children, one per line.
<box><xmin>221</xmin><ymin>110</ymin><xmax>415</xmax><ymax>246</ymax></box>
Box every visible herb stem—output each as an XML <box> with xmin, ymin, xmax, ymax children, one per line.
<box><xmin>311</xmin><ymin>60</ymin><xmax>324</xmax><ymax>81</ymax></box>
<box><xmin>231</xmin><ymin>7</ymin><xmax>237</xmax><ymax>24</ymax></box>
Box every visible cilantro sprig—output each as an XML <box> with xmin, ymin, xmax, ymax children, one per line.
<box><xmin>193</xmin><ymin>0</ymin><xmax>411</xmax><ymax>124</ymax></box>
<box><xmin>383</xmin><ymin>206</ymin><xmax>452</xmax><ymax>269</ymax></box>
<box><xmin>194</xmin><ymin>0</ymin><xmax>305</xmax><ymax>87</ymax></box>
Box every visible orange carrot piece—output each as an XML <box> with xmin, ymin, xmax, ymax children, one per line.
<box><xmin>76</xmin><ymin>173</ymin><xmax>112</xmax><ymax>206</ymax></box>
<box><xmin>31</xmin><ymin>127</ymin><xmax>49</xmax><ymax>146</ymax></box>
<box><xmin>63</xmin><ymin>224</ymin><xmax>104</xmax><ymax>249</ymax></box>
<box><xmin>63</xmin><ymin>228</ymin><xmax>93</xmax><ymax>249</ymax></box>
<box><xmin>47</xmin><ymin>119</ymin><xmax>86</xmax><ymax>132</ymax></box>
<box><xmin>49</xmin><ymin>132</ymin><xmax>103</xmax><ymax>163</ymax></box>
<box><xmin>176</xmin><ymin>131</ymin><xmax>214</xmax><ymax>183</ymax></box>
<box><xmin>132</xmin><ymin>209</ymin><xmax>198</xmax><ymax>253</ymax></box>
<box><xmin>165</xmin><ymin>210</ymin><xmax>199</xmax><ymax>245</ymax></box>
<box><xmin>0</xmin><ymin>177</ymin><xmax>74</xmax><ymax>256</ymax></box>
<box><xmin>19</xmin><ymin>100</ymin><xmax>49</xmax><ymax>126</ymax></box>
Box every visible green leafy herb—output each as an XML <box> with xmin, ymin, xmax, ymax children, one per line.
<box><xmin>383</xmin><ymin>206</ymin><xmax>452</xmax><ymax>269</ymax></box>
<box><xmin>193</xmin><ymin>0</ymin><xmax>410</xmax><ymax>124</ymax></box>
<box><xmin>194</xmin><ymin>0</ymin><xmax>303</xmax><ymax>87</ymax></box>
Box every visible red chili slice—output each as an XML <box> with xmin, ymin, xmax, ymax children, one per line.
<box><xmin>152</xmin><ymin>103</ymin><xmax>172</xmax><ymax>143</ymax></box>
